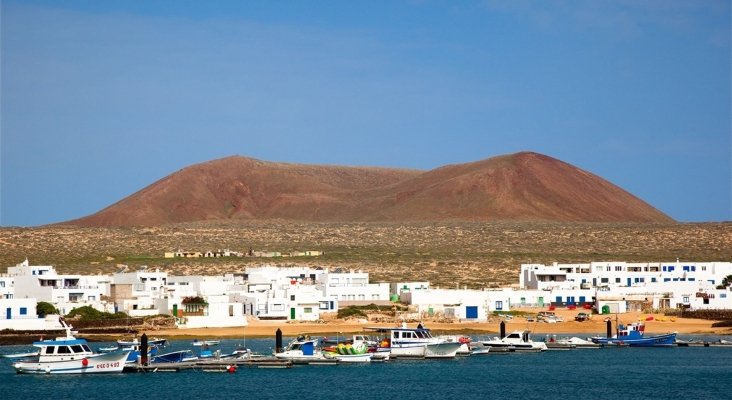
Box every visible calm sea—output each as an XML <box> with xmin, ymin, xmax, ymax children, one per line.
<box><xmin>1</xmin><ymin>334</ymin><xmax>731</xmax><ymax>400</ymax></box>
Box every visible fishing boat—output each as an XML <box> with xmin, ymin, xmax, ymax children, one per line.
<box><xmin>366</xmin><ymin>323</ymin><xmax>464</xmax><ymax>358</ymax></box>
<box><xmin>591</xmin><ymin>321</ymin><xmax>677</xmax><ymax>347</ymax></box>
<box><xmin>480</xmin><ymin>330</ymin><xmax>548</xmax><ymax>352</ymax></box>
<box><xmin>11</xmin><ymin>320</ymin><xmax>130</xmax><ymax>374</ymax></box>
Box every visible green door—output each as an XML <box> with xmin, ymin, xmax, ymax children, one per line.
<box><xmin>538</xmin><ymin>297</ymin><xmax>544</xmax><ymax>307</ymax></box>
<box><xmin>290</xmin><ymin>308</ymin><xmax>296</xmax><ymax>320</ymax></box>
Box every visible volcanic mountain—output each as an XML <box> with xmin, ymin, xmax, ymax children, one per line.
<box><xmin>63</xmin><ymin>152</ymin><xmax>673</xmax><ymax>227</ymax></box>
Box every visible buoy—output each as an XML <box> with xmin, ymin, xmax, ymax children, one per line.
<box><xmin>82</xmin><ymin>358</ymin><xmax>89</xmax><ymax>367</ymax></box>
<box><xmin>227</xmin><ymin>365</ymin><xmax>236</xmax><ymax>373</ymax></box>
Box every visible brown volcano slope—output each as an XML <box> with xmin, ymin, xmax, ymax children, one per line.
<box><xmin>63</xmin><ymin>152</ymin><xmax>673</xmax><ymax>227</ymax></box>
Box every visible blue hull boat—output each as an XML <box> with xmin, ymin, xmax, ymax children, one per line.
<box><xmin>151</xmin><ymin>350</ymin><xmax>197</xmax><ymax>363</ymax></box>
<box><xmin>591</xmin><ymin>321</ymin><xmax>677</xmax><ymax>347</ymax></box>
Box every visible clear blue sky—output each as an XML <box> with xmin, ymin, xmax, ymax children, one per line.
<box><xmin>1</xmin><ymin>0</ymin><xmax>730</xmax><ymax>226</ymax></box>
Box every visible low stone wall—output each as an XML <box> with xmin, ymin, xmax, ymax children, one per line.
<box><xmin>679</xmin><ymin>309</ymin><xmax>732</xmax><ymax>321</ymax></box>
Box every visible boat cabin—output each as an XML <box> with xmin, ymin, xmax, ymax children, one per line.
<box><xmin>284</xmin><ymin>340</ymin><xmax>316</xmax><ymax>356</ymax></box>
<box><xmin>35</xmin><ymin>339</ymin><xmax>94</xmax><ymax>362</ymax></box>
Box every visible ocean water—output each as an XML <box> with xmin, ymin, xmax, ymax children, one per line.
<box><xmin>1</xmin><ymin>335</ymin><xmax>731</xmax><ymax>400</ymax></box>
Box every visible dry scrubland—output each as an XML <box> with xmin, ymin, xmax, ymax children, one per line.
<box><xmin>1</xmin><ymin>222</ymin><xmax>731</xmax><ymax>288</ymax></box>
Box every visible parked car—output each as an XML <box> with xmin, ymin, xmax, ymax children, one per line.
<box><xmin>575</xmin><ymin>312</ymin><xmax>591</xmax><ymax>322</ymax></box>
<box><xmin>525</xmin><ymin>315</ymin><xmax>536</xmax><ymax>322</ymax></box>
<box><xmin>543</xmin><ymin>315</ymin><xmax>563</xmax><ymax>323</ymax></box>
<box><xmin>537</xmin><ymin>311</ymin><xmax>556</xmax><ymax>321</ymax></box>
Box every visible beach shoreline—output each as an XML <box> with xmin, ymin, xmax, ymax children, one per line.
<box><xmin>114</xmin><ymin>310</ymin><xmax>730</xmax><ymax>341</ymax></box>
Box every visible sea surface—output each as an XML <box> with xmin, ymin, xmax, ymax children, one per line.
<box><xmin>1</xmin><ymin>334</ymin><xmax>731</xmax><ymax>400</ymax></box>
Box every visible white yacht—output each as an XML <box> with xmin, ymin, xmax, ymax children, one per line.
<box><xmin>479</xmin><ymin>330</ymin><xmax>548</xmax><ymax>352</ymax></box>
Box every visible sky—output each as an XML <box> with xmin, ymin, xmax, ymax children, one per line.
<box><xmin>1</xmin><ymin>0</ymin><xmax>730</xmax><ymax>226</ymax></box>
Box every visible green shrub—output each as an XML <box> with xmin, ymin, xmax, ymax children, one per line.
<box><xmin>337</xmin><ymin>306</ymin><xmax>368</xmax><ymax>319</ymax></box>
<box><xmin>36</xmin><ymin>301</ymin><xmax>58</xmax><ymax>317</ymax></box>
<box><xmin>65</xmin><ymin>306</ymin><xmax>127</xmax><ymax>321</ymax></box>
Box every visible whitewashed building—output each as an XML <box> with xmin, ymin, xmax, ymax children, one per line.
<box><xmin>164</xmin><ymin>275</ymin><xmax>248</xmax><ymax>328</ymax></box>
<box><xmin>517</xmin><ymin>260</ymin><xmax>732</xmax><ymax>312</ymax></box>
<box><xmin>7</xmin><ymin>259</ymin><xmax>109</xmax><ymax>315</ymax></box>
<box><xmin>111</xmin><ymin>267</ymin><xmax>168</xmax><ymax>316</ymax></box>
<box><xmin>321</xmin><ymin>270</ymin><xmax>390</xmax><ymax>305</ymax></box>
<box><xmin>391</xmin><ymin>282</ymin><xmax>430</xmax><ymax>297</ymax></box>
<box><xmin>521</xmin><ymin>261</ymin><xmax>732</xmax><ymax>291</ymax></box>
<box><xmin>401</xmin><ymin>288</ymin><xmax>514</xmax><ymax>322</ymax></box>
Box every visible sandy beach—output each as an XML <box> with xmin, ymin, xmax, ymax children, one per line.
<box><xmin>139</xmin><ymin>309</ymin><xmax>731</xmax><ymax>340</ymax></box>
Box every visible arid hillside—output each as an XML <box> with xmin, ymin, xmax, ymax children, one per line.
<box><xmin>2</xmin><ymin>222</ymin><xmax>730</xmax><ymax>288</ymax></box>
<box><xmin>62</xmin><ymin>152</ymin><xmax>672</xmax><ymax>227</ymax></box>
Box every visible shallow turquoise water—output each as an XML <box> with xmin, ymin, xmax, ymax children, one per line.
<box><xmin>1</xmin><ymin>335</ymin><xmax>731</xmax><ymax>400</ymax></box>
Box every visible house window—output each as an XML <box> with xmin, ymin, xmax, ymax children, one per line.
<box><xmin>290</xmin><ymin>295</ymin><xmax>295</xmax><ymax>301</ymax></box>
<box><xmin>682</xmin><ymin>296</ymin><xmax>689</xmax><ymax>303</ymax></box>
<box><xmin>304</xmin><ymin>307</ymin><xmax>312</xmax><ymax>314</ymax></box>
<box><xmin>601</xmin><ymin>278</ymin><xmax>609</xmax><ymax>283</ymax></box>
<box><xmin>20</xmin><ymin>307</ymin><xmax>27</xmax><ymax>315</ymax></box>
<box><xmin>319</xmin><ymin>301</ymin><xmax>329</xmax><ymax>310</ymax></box>
<box><xmin>88</xmin><ymin>295</ymin><xmax>96</xmax><ymax>301</ymax></box>
<box><xmin>651</xmin><ymin>278</ymin><xmax>657</xmax><ymax>282</ymax></box>
<box><xmin>615</xmin><ymin>278</ymin><xmax>621</xmax><ymax>283</ymax></box>
<box><xmin>615</xmin><ymin>266</ymin><xmax>622</xmax><ymax>271</ymax></box>
<box><xmin>271</xmin><ymin>304</ymin><xmax>284</xmax><ymax>311</ymax></box>
<box><xmin>703</xmin><ymin>298</ymin><xmax>710</xmax><ymax>305</ymax></box>
<box><xmin>495</xmin><ymin>301</ymin><xmax>503</xmax><ymax>310</ymax></box>
<box><xmin>721</xmin><ymin>293</ymin><xmax>727</xmax><ymax>298</ymax></box>
<box><xmin>358</xmin><ymin>294</ymin><xmax>365</xmax><ymax>300</ymax></box>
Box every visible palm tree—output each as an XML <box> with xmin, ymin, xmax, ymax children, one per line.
<box><xmin>717</xmin><ymin>275</ymin><xmax>732</xmax><ymax>289</ymax></box>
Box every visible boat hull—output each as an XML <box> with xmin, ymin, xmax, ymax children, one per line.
<box><xmin>13</xmin><ymin>350</ymin><xmax>130</xmax><ymax>374</ymax></box>
<box><xmin>591</xmin><ymin>332</ymin><xmax>677</xmax><ymax>347</ymax></box>
<box><xmin>387</xmin><ymin>344</ymin><xmax>428</xmax><ymax>358</ymax></box>
<box><xmin>424</xmin><ymin>342</ymin><xmax>463</xmax><ymax>358</ymax></box>
<box><xmin>324</xmin><ymin>353</ymin><xmax>372</xmax><ymax>363</ymax></box>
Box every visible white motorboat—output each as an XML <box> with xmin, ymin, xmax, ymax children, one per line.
<box><xmin>436</xmin><ymin>334</ymin><xmax>472</xmax><ymax>355</ymax></box>
<box><xmin>117</xmin><ymin>336</ymin><xmax>167</xmax><ymax>347</ymax></box>
<box><xmin>12</xmin><ymin>320</ymin><xmax>130</xmax><ymax>374</ymax></box>
<box><xmin>192</xmin><ymin>339</ymin><xmax>220</xmax><ymax>346</ymax></box>
<box><xmin>367</xmin><ymin>323</ymin><xmax>464</xmax><ymax>359</ymax></box>
<box><xmin>274</xmin><ymin>338</ymin><xmax>327</xmax><ymax>362</ymax></box>
<box><xmin>480</xmin><ymin>330</ymin><xmax>547</xmax><ymax>352</ymax></box>
<box><xmin>551</xmin><ymin>336</ymin><xmax>600</xmax><ymax>349</ymax></box>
